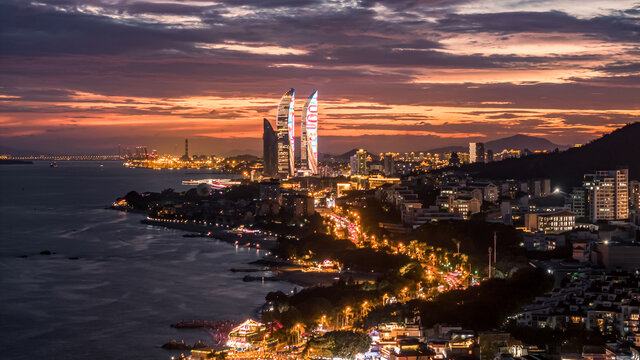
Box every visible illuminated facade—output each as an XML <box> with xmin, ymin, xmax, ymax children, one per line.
<box><xmin>469</xmin><ymin>142</ymin><xmax>485</xmax><ymax>163</ymax></box>
<box><xmin>276</xmin><ymin>88</ymin><xmax>295</xmax><ymax>177</ymax></box>
<box><xmin>300</xmin><ymin>90</ymin><xmax>318</xmax><ymax>174</ymax></box>
<box><xmin>353</xmin><ymin>149</ymin><xmax>368</xmax><ymax>175</ymax></box>
<box><xmin>524</xmin><ymin>210</ymin><xmax>575</xmax><ymax>233</ymax></box>
<box><xmin>226</xmin><ymin>319</ymin><xmax>267</xmax><ymax>351</ymax></box>
<box><xmin>588</xmin><ymin>169</ymin><xmax>629</xmax><ymax>221</ymax></box>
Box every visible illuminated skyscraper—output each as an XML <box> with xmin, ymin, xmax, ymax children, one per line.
<box><xmin>350</xmin><ymin>149</ymin><xmax>368</xmax><ymax>176</ymax></box>
<box><xmin>469</xmin><ymin>142</ymin><xmax>485</xmax><ymax>163</ymax></box>
<box><xmin>276</xmin><ymin>88</ymin><xmax>295</xmax><ymax>177</ymax></box>
<box><xmin>300</xmin><ymin>90</ymin><xmax>318</xmax><ymax>174</ymax></box>
<box><xmin>263</xmin><ymin>118</ymin><xmax>278</xmax><ymax>177</ymax></box>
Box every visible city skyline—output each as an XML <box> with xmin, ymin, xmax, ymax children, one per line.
<box><xmin>4</xmin><ymin>1</ymin><xmax>640</xmax><ymax>359</ymax></box>
<box><xmin>1</xmin><ymin>0</ymin><xmax>640</xmax><ymax>155</ymax></box>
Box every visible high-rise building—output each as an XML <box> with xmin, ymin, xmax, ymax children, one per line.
<box><xmin>587</xmin><ymin>169</ymin><xmax>629</xmax><ymax>222</ymax></box>
<box><xmin>181</xmin><ymin>138</ymin><xmax>190</xmax><ymax>161</ymax></box>
<box><xmin>630</xmin><ymin>180</ymin><xmax>640</xmax><ymax>214</ymax></box>
<box><xmin>276</xmin><ymin>89</ymin><xmax>295</xmax><ymax>177</ymax></box>
<box><xmin>571</xmin><ymin>187</ymin><xmax>586</xmax><ymax>219</ymax></box>
<box><xmin>469</xmin><ymin>142</ymin><xmax>485</xmax><ymax>163</ymax></box>
<box><xmin>356</xmin><ymin>149</ymin><xmax>367</xmax><ymax>175</ymax></box>
<box><xmin>349</xmin><ymin>155</ymin><xmax>357</xmax><ymax>175</ymax></box>
<box><xmin>262</xmin><ymin>118</ymin><xmax>278</xmax><ymax>177</ymax></box>
<box><xmin>383</xmin><ymin>153</ymin><xmax>395</xmax><ymax>176</ymax></box>
<box><xmin>349</xmin><ymin>150</ymin><xmax>368</xmax><ymax>176</ymax></box>
<box><xmin>300</xmin><ymin>90</ymin><xmax>318</xmax><ymax>175</ymax></box>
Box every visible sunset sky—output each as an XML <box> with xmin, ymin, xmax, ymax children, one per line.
<box><xmin>1</xmin><ymin>0</ymin><xmax>639</xmax><ymax>155</ymax></box>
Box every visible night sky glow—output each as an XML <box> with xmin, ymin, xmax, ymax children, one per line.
<box><xmin>1</xmin><ymin>0</ymin><xmax>639</xmax><ymax>155</ymax></box>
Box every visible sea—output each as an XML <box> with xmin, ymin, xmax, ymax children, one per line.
<box><xmin>0</xmin><ymin>161</ymin><xmax>294</xmax><ymax>359</ymax></box>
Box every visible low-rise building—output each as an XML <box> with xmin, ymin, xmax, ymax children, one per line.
<box><xmin>404</xmin><ymin>205</ymin><xmax>464</xmax><ymax>228</ymax></box>
<box><xmin>524</xmin><ymin>210</ymin><xmax>575</xmax><ymax>233</ymax></box>
<box><xmin>516</xmin><ymin>270</ymin><xmax>640</xmax><ymax>343</ymax></box>
<box><xmin>590</xmin><ymin>242</ymin><xmax>640</xmax><ymax>271</ymax></box>
<box><xmin>281</xmin><ymin>192</ymin><xmax>315</xmax><ymax>217</ymax></box>
<box><xmin>226</xmin><ymin>319</ymin><xmax>268</xmax><ymax>351</ymax></box>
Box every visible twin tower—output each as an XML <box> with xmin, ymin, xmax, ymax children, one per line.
<box><xmin>263</xmin><ymin>89</ymin><xmax>318</xmax><ymax>178</ymax></box>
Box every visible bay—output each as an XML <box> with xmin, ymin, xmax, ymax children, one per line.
<box><xmin>0</xmin><ymin>161</ymin><xmax>293</xmax><ymax>359</ymax></box>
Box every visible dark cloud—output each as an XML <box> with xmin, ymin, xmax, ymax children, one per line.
<box><xmin>0</xmin><ymin>0</ymin><xmax>639</xmax><ymax>153</ymax></box>
<box><xmin>361</xmin><ymin>0</ymin><xmax>474</xmax><ymax>11</ymax></box>
<box><xmin>0</xmin><ymin>1</ymin><xmax>211</xmax><ymax>56</ymax></box>
<box><xmin>486</xmin><ymin>113</ymin><xmax>521</xmax><ymax>119</ymax></box>
<box><xmin>568</xmin><ymin>74</ymin><xmax>640</xmax><ymax>86</ymax></box>
<box><xmin>541</xmin><ymin>112</ymin><xmax>638</xmax><ymax>127</ymax></box>
<box><xmin>435</xmin><ymin>10</ymin><xmax>640</xmax><ymax>43</ymax></box>
<box><xmin>596</xmin><ymin>62</ymin><xmax>640</xmax><ymax>74</ymax></box>
<box><xmin>215</xmin><ymin>0</ymin><xmax>323</xmax><ymax>8</ymax></box>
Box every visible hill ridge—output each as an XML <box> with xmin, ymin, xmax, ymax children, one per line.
<box><xmin>461</xmin><ymin>123</ymin><xmax>640</xmax><ymax>189</ymax></box>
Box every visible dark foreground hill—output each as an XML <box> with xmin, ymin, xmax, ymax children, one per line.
<box><xmin>461</xmin><ymin>123</ymin><xmax>640</xmax><ymax>190</ymax></box>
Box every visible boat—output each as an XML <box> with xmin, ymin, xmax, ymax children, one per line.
<box><xmin>49</xmin><ymin>162</ymin><xmax>58</xmax><ymax>168</ymax></box>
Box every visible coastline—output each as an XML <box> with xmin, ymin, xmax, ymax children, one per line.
<box><xmin>114</xmin><ymin>209</ymin><xmax>379</xmax><ymax>288</ymax></box>
<box><xmin>141</xmin><ymin>218</ymin><xmax>280</xmax><ymax>251</ymax></box>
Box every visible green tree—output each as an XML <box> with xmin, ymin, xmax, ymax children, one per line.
<box><xmin>306</xmin><ymin>331</ymin><xmax>370</xmax><ymax>359</ymax></box>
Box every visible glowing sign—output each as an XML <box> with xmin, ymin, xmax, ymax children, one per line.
<box><xmin>302</xmin><ymin>90</ymin><xmax>318</xmax><ymax>174</ymax></box>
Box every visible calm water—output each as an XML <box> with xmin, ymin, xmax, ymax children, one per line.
<box><xmin>0</xmin><ymin>161</ymin><xmax>293</xmax><ymax>359</ymax></box>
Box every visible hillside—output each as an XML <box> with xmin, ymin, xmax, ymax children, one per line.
<box><xmin>461</xmin><ymin>123</ymin><xmax>640</xmax><ymax>189</ymax></box>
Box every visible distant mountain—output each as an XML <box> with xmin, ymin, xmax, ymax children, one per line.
<box><xmin>484</xmin><ymin>134</ymin><xmax>569</xmax><ymax>152</ymax></box>
<box><xmin>425</xmin><ymin>145</ymin><xmax>467</xmax><ymax>154</ymax></box>
<box><xmin>223</xmin><ymin>148</ymin><xmax>261</xmax><ymax>157</ymax></box>
<box><xmin>0</xmin><ymin>145</ymin><xmax>48</xmax><ymax>156</ymax></box>
<box><xmin>226</xmin><ymin>154</ymin><xmax>259</xmax><ymax>161</ymax></box>
<box><xmin>320</xmin><ymin>148</ymin><xmax>373</xmax><ymax>161</ymax></box>
<box><xmin>425</xmin><ymin>134</ymin><xmax>567</xmax><ymax>154</ymax></box>
<box><xmin>460</xmin><ymin>123</ymin><xmax>640</xmax><ymax>189</ymax></box>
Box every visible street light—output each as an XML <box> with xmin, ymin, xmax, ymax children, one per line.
<box><xmin>344</xmin><ymin>307</ymin><xmax>352</xmax><ymax>328</ymax></box>
<box><xmin>294</xmin><ymin>323</ymin><xmax>303</xmax><ymax>344</ymax></box>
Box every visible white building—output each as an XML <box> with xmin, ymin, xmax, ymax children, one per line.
<box><xmin>587</xmin><ymin>169</ymin><xmax>629</xmax><ymax>222</ymax></box>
